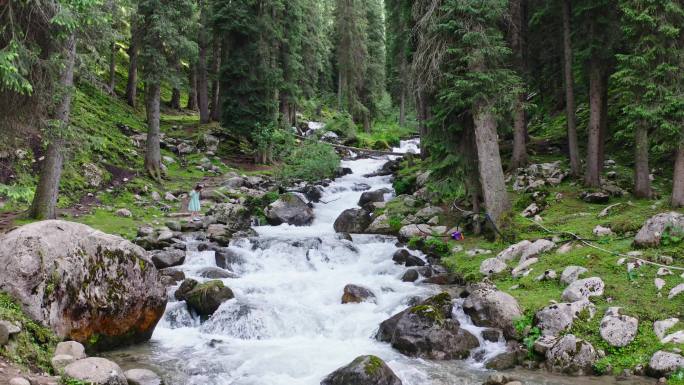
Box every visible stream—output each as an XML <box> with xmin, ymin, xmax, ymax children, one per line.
<box><xmin>105</xmin><ymin>139</ymin><xmax>652</xmax><ymax>385</ymax></box>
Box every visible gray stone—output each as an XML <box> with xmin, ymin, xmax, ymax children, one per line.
<box><xmin>366</xmin><ymin>214</ymin><xmax>393</xmax><ymax>235</ymax></box>
<box><xmin>581</xmin><ymin>192</ymin><xmax>610</xmax><ymax>204</ymax></box>
<box><xmin>52</xmin><ymin>354</ymin><xmax>76</xmax><ymax>372</ymax></box>
<box><xmin>265</xmin><ymin>194</ymin><xmax>314</xmax><ymax>226</ymax></box>
<box><xmin>320</xmin><ymin>355</ymin><xmax>402</xmax><ymax>385</ymax></box>
<box><xmin>0</xmin><ymin>320</ymin><xmax>20</xmax><ymax>335</ymax></box>
<box><xmin>561</xmin><ymin>277</ymin><xmax>605</xmax><ymax>302</ymax></box>
<box><xmin>8</xmin><ymin>378</ymin><xmax>31</xmax><ymax>385</ymax></box>
<box><xmin>124</xmin><ymin>368</ymin><xmax>163</xmax><ymax>385</ymax></box>
<box><xmin>150</xmin><ymin>248</ymin><xmax>185</xmax><ymax>269</ymax></box>
<box><xmin>197</xmin><ymin>266</ymin><xmax>238</xmax><ymax>279</ymax></box>
<box><xmin>496</xmin><ymin>240</ymin><xmax>532</xmax><ymax>262</ymax></box>
<box><xmin>545</xmin><ymin>334</ymin><xmax>598</xmax><ymax>375</ymax></box>
<box><xmin>415</xmin><ymin>206</ymin><xmax>444</xmax><ymax>221</ymax></box>
<box><xmin>342</xmin><ymin>284</ymin><xmax>376</xmax><ymax>304</ymax></box>
<box><xmin>593</xmin><ymin>225</ymin><xmax>613</xmax><ymax>237</ymax></box>
<box><xmin>533</xmin><ymin>335</ymin><xmax>558</xmax><ymax>354</ymax></box>
<box><xmin>599</xmin><ymin>307</ymin><xmax>638</xmax><ymax>347</ymax></box>
<box><xmin>511</xmin><ymin>258</ymin><xmax>538</xmax><ymax>278</ymax></box>
<box><xmin>634</xmin><ymin>212</ymin><xmax>684</xmax><ymax>247</ymax></box>
<box><xmin>520</xmin><ymin>239</ymin><xmax>555</xmax><ymax>262</ymax></box>
<box><xmin>648</xmin><ymin>351</ymin><xmax>684</xmax><ymax>377</ymax></box>
<box><xmin>64</xmin><ymin>357</ymin><xmax>128</xmax><ymax>385</ymax></box>
<box><xmin>358</xmin><ymin>188</ymin><xmax>391</xmax><ymax>207</ymax></box>
<box><xmin>115</xmin><ymin>208</ymin><xmax>132</xmax><ymax>217</ymax></box>
<box><xmin>462</xmin><ymin>284</ymin><xmax>522</xmax><ymax>339</ymax></box>
<box><xmin>480</xmin><ymin>258</ymin><xmax>507</xmax><ymax>275</ymax></box>
<box><xmin>0</xmin><ymin>322</ymin><xmax>8</xmax><ymax>345</ymax></box>
<box><xmin>334</xmin><ymin>209</ymin><xmax>372</xmax><ymax>233</ymax></box>
<box><xmin>522</xmin><ymin>203</ymin><xmax>541</xmax><ymax>218</ymax></box>
<box><xmin>560</xmin><ymin>266</ymin><xmax>588</xmax><ymax>285</ymax></box>
<box><xmin>55</xmin><ymin>341</ymin><xmax>86</xmax><ymax>359</ymax></box>
<box><xmin>654</xmin><ymin>318</ymin><xmax>679</xmax><ymax>340</ymax></box>
<box><xmin>535</xmin><ymin>300</ymin><xmax>595</xmax><ymax>336</ymax></box>
<box><xmin>184</xmin><ymin>280</ymin><xmax>234</xmax><ymax>317</ymax></box>
<box><xmin>669</xmin><ymin>283</ymin><xmax>684</xmax><ymax>299</ymax></box>
<box><xmin>207</xmin><ymin>203</ymin><xmax>252</xmax><ymax>233</ymax></box>
<box><xmin>0</xmin><ymin>221</ymin><xmax>166</xmax><ymax>350</ymax></box>
<box><xmin>401</xmin><ymin>269</ymin><xmax>419</xmax><ymax>282</ymax></box>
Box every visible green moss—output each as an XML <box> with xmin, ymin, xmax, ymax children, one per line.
<box><xmin>0</xmin><ymin>292</ymin><xmax>58</xmax><ymax>373</ymax></box>
<box><xmin>60</xmin><ymin>378</ymin><xmax>91</xmax><ymax>385</ymax></box>
<box><xmin>410</xmin><ymin>304</ymin><xmax>445</xmax><ymax>324</ymax></box>
<box><xmin>363</xmin><ymin>355</ymin><xmax>384</xmax><ymax>376</ymax></box>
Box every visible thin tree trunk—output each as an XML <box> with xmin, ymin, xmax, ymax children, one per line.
<box><xmin>337</xmin><ymin>69</ymin><xmax>344</xmax><ymax>111</ymax></box>
<box><xmin>197</xmin><ymin>0</ymin><xmax>210</xmax><ymax>124</ymax></box>
<box><xmin>511</xmin><ymin>96</ymin><xmax>527</xmax><ymax>169</ymax></box>
<box><xmin>144</xmin><ymin>82</ymin><xmax>163</xmax><ymax>181</ymax></box>
<box><xmin>562</xmin><ymin>0</ymin><xmax>580</xmax><ymax>177</ymax></box>
<box><xmin>634</xmin><ymin>123</ymin><xmax>651</xmax><ymax>198</ymax></box>
<box><xmin>108</xmin><ymin>42</ymin><xmax>117</xmax><ymax>95</ymax></box>
<box><xmin>598</xmin><ymin>75</ymin><xmax>609</xmax><ymax>168</ymax></box>
<box><xmin>30</xmin><ymin>35</ymin><xmax>76</xmax><ymax>220</ymax></box>
<box><xmin>125</xmin><ymin>27</ymin><xmax>139</xmax><ymax>108</ymax></box>
<box><xmin>672</xmin><ymin>143</ymin><xmax>684</xmax><ymax>207</ymax></box>
<box><xmin>584</xmin><ymin>57</ymin><xmax>603</xmax><ymax>188</ymax></box>
<box><xmin>509</xmin><ymin>0</ymin><xmax>528</xmax><ymax>170</ymax></box>
<box><xmin>187</xmin><ymin>64</ymin><xmax>198</xmax><ymax>110</ymax></box>
<box><xmin>399</xmin><ymin>88</ymin><xmax>406</xmax><ymax>127</ymax></box>
<box><xmin>473</xmin><ymin>100</ymin><xmax>510</xmax><ymax>226</ymax></box>
<box><xmin>209</xmin><ymin>38</ymin><xmax>221</xmax><ymax>121</ymax></box>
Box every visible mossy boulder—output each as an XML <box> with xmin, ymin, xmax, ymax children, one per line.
<box><xmin>265</xmin><ymin>194</ymin><xmax>314</xmax><ymax>226</ymax></box>
<box><xmin>184</xmin><ymin>280</ymin><xmax>234</xmax><ymax>317</ymax></box>
<box><xmin>375</xmin><ymin>292</ymin><xmax>479</xmax><ymax>360</ymax></box>
<box><xmin>0</xmin><ymin>220</ymin><xmax>166</xmax><ymax>352</ymax></box>
<box><xmin>320</xmin><ymin>355</ymin><xmax>402</xmax><ymax>385</ymax></box>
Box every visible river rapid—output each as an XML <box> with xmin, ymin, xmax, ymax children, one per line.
<box><xmin>105</xmin><ymin>139</ymin><xmax>652</xmax><ymax>385</ymax></box>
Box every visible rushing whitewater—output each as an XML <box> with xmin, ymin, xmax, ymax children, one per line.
<box><xmin>105</xmin><ymin>139</ymin><xmax>650</xmax><ymax>385</ymax></box>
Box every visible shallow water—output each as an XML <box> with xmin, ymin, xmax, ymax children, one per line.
<box><xmin>105</xmin><ymin>139</ymin><xmax>654</xmax><ymax>385</ymax></box>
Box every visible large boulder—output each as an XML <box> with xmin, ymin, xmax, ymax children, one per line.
<box><xmin>150</xmin><ymin>248</ymin><xmax>185</xmax><ymax>269</ymax></box>
<box><xmin>559</xmin><ymin>266</ymin><xmax>588</xmax><ymax>286</ymax></box>
<box><xmin>206</xmin><ymin>203</ymin><xmax>252</xmax><ymax>234</ymax></box>
<box><xmin>545</xmin><ymin>334</ymin><xmax>598</xmax><ymax>375</ymax></box>
<box><xmin>634</xmin><ymin>212</ymin><xmax>684</xmax><ymax>247</ymax></box>
<box><xmin>535</xmin><ymin>300</ymin><xmax>595</xmax><ymax>336</ymax></box>
<box><xmin>334</xmin><ymin>209</ymin><xmax>372</xmax><ymax>233</ymax></box>
<box><xmin>0</xmin><ymin>221</ymin><xmax>166</xmax><ymax>351</ymax></box>
<box><xmin>648</xmin><ymin>351</ymin><xmax>684</xmax><ymax>377</ymax></box>
<box><xmin>320</xmin><ymin>355</ymin><xmax>402</xmax><ymax>385</ymax></box>
<box><xmin>561</xmin><ymin>277</ymin><xmax>605</xmax><ymax>302</ymax></box>
<box><xmin>63</xmin><ymin>357</ymin><xmax>128</xmax><ymax>385</ymax></box>
<box><xmin>358</xmin><ymin>188</ymin><xmax>391</xmax><ymax>207</ymax></box>
<box><xmin>599</xmin><ymin>307</ymin><xmax>638</xmax><ymax>347</ymax></box>
<box><xmin>265</xmin><ymin>194</ymin><xmax>315</xmax><ymax>226</ymax></box>
<box><xmin>462</xmin><ymin>284</ymin><xmax>522</xmax><ymax>339</ymax></box>
<box><xmin>376</xmin><ymin>293</ymin><xmax>479</xmax><ymax>360</ymax></box>
<box><xmin>183</xmin><ymin>280</ymin><xmax>234</xmax><ymax>317</ymax></box>
<box><xmin>366</xmin><ymin>215</ymin><xmax>393</xmax><ymax>235</ymax></box>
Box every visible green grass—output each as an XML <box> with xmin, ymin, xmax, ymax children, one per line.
<box><xmin>355</xmin><ymin>120</ymin><xmax>416</xmax><ymax>150</ymax></box>
<box><xmin>0</xmin><ymin>293</ymin><xmax>58</xmax><ymax>373</ymax></box>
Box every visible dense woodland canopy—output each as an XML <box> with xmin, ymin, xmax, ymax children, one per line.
<box><xmin>0</xmin><ymin>0</ymin><xmax>683</xmax><ymax>225</ymax></box>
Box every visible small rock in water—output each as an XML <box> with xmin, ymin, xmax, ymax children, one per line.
<box><xmin>320</xmin><ymin>355</ymin><xmax>402</xmax><ymax>385</ymax></box>
<box><xmin>124</xmin><ymin>368</ymin><xmax>163</xmax><ymax>385</ymax></box>
<box><xmin>401</xmin><ymin>269</ymin><xmax>419</xmax><ymax>282</ymax></box>
<box><xmin>341</xmin><ymin>284</ymin><xmax>376</xmax><ymax>304</ymax></box>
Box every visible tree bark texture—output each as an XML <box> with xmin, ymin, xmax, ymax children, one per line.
<box><xmin>125</xmin><ymin>27</ymin><xmax>139</xmax><ymax>107</ymax></box>
<box><xmin>633</xmin><ymin>124</ymin><xmax>651</xmax><ymax>198</ymax></box>
<box><xmin>562</xmin><ymin>0</ymin><xmax>581</xmax><ymax>177</ymax></box>
<box><xmin>108</xmin><ymin>42</ymin><xmax>117</xmax><ymax>95</ymax></box>
<box><xmin>209</xmin><ymin>38</ymin><xmax>221</xmax><ymax>121</ymax></box>
<box><xmin>187</xmin><ymin>64</ymin><xmax>198</xmax><ymax>110</ymax></box>
<box><xmin>584</xmin><ymin>57</ymin><xmax>605</xmax><ymax>188</ymax></box>
<box><xmin>144</xmin><ymin>82</ymin><xmax>163</xmax><ymax>181</ymax></box>
<box><xmin>672</xmin><ymin>143</ymin><xmax>684</xmax><ymax>207</ymax></box>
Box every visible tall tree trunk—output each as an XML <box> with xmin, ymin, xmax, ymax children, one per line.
<box><xmin>187</xmin><ymin>64</ymin><xmax>198</xmax><ymax>110</ymax></box>
<box><xmin>337</xmin><ymin>69</ymin><xmax>344</xmax><ymax>111</ymax></box>
<box><xmin>509</xmin><ymin>0</ymin><xmax>528</xmax><ymax>170</ymax></box>
<box><xmin>108</xmin><ymin>42</ymin><xmax>117</xmax><ymax>95</ymax></box>
<box><xmin>473</xmin><ymin>100</ymin><xmax>510</xmax><ymax>226</ymax></box>
<box><xmin>584</xmin><ymin>57</ymin><xmax>604</xmax><ymax>188</ymax></box>
<box><xmin>634</xmin><ymin>123</ymin><xmax>651</xmax><ymax>198</ymax></box>
<box><xmin>144</xmin><ymin>82</ymin><xmax>163</xmax><ymax>181</ymax></box>
<box><xmin>672</xmin><ymin>143</ymin><xmax>684</xmax><ymax>207</ymax></box>
<box><xmin>562</xmin><ymin>0</ymin><xmax>580</xmax><ymax>177</ymax></box>
<box><xmin>170</xmin><ymin>88</ymin><xmax>181</xmax><ymax>110</ymax></box>
<box><xmin>125</xmin><ymin>27</ymin><xmax>139</xmax><ymax>107</ymax></box>
<box><xmin>598</xmin><ymin>76</ymin><xmax>609</xmax><ymax>168</ymax></box>
<box><xmin>399</xmin><ymin>55</ymin><xmax>407</xmax><ymax>127</ymax></box>
<box><xmin>197</xmin><ymin>1</ymin><xmax>210</xmax><ymax>124</ymax></box>
<box><xmin>209</xmin><ymin>38</ymin><xmax>221</xmax><ymax>121</ymax></box>
<box><xmin>30</xmin><ymin>36</ymin><xmax>76</xmax><ymax>220</ymax></box>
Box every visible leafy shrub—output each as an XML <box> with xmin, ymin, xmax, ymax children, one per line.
<box><xmin>325</xmin><ymin>111</ymin><xmax>357</xmax><ymax>141</ymax></box>
<box><xmin>0</xmin><ymin>184</ymin><xmax>35</xmax><ymax>204</ymax></box>
<box><xmin>278</xmin><ymin>140</ymin><xmax>340</xmax><ymax>183</ymax></box>
<box><xmin>388</xmin><ymin>216</ymin><xmax>403</xmax><ymax>232</ymax></box>
<box><xmin>393</xmin><ymin>175</ymin><xmax>416</xmax><ymax>196</ymax></box>
<box><xmin>425</xmin><ymin>237</ymin><xmax>449</xmax><ymax>256</ymax></box>
<box><xmin>662</xmin><ymin>224</ymin><xmax>684</xmax><ymax>246</ymax></box>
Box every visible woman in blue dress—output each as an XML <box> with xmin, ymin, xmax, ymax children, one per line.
<box><xmin>188</xmin><ymin>184</ymin><xmax>203</xmax><ymax>221</ymax></box>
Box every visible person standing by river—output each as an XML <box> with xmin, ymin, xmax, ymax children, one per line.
<box><xmin>188</xmin><ymin>184</ymin><xmax>203</xmax><ymax>221</ymax></box>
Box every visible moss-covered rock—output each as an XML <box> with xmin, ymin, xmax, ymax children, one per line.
<box><xmin>184</xmin><ymin>280</ymin><xmax>234</xmax><ymax>317</ymax></box>
<box><xmin>320</xmin><ymin>355</ymin><xmax>402</xmax><ymax>385</ymax></box>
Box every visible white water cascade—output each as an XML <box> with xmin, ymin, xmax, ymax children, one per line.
<box><xmin>105</xmin><ymin>139</ymin><xmax>651</xmax><ymax>385</ymax></box>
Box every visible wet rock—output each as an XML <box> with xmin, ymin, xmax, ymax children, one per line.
<box><xmin>561</xmin><ymin>277</ymin><xmax>605</xmax><ymax>302</ymax></box>
<box><xmin>302</xmin><ymin>185</ymin><xmax>324</xmax><ymax>203</ymax></box>
<box><xmin>480</xmin><ymin>258</ymin><xmax>507</xmax><ymax>275</ymax></box>
<box><xmin>214</xmin><ymin>248</ymin><xmax>243</xmax><ymax>269</ymax></box>
<box><xmin>342</xmin><ymin>284</ymin><xmax>377</xmax><ymax>304</ymax></box>
<box><xmin>334</xmin><ymin>167</ymin><xmax>353</xmax><ymax>178</ymax></box>
<box><xmin>634</xmin><ymin>212</ymin><xmax>684</xmax><ymax>247</ymax></box>
<box><xmin>485</xmin><ymin>343</ymin><xmax>524</xmax><ymax>370</ymax></box>
<box><xmin>265</xmin><ymin>194</ymin><xmax>315</xmax><ymax>226</ymax></box>
<box><xmin>481</xmin><ymin>328</ymin><xmax>502</xmax><ymax>343</ymax></box>
<box><xmin>580</xmin><ymin>192</ymin><xmax>610</xmax><ymax>204</ymax></box>
<box><xmin>0</xmin><ymin>221</ymin><xmax>166</xmax><ymax>351</ymax></box>
<box><xmin>535</xmin><ymin>300</ymin><xmax>595</xmax><ymax>336</ymax></box>
<box><xmin>320</xmin><ymin>355</ymin><xmax>402</xmax><ymax>385</ymax></box>
<box><xmin>351</xmin><ymin>183</ymin><xmax>371</xmax><ymax>192</ymax></box>
<box><xmin>334</xmin><ymin>209</ymin><xmax>372</xmax><ymax>233</ymax></box>
<box><xmin>483</xmin><ymin>373</ymin><xmax>521</xmax><ymax>385</ymax></box>
<box><xmin>462</xmin><ymin>284</ymin><xmax>522</xmax><ymax>339</ymax></box>
<box><xmin>174</xmin><ymin>279</ymin><xmax>198</xmax><ymax>301</ymax></box>
<box><xmin>184</xmin><ymin>280</ymin><xmax>234</xmax><ymax>317</ymax></box>
<box><xmin>648</xmin><ymin>351</ymin><xmax>684</xmax><ymax>377</ymax></box>
<box><xmin>358</xmin><ymin>188</ymin><xmax>391</xmax><ymax>207</ymax></box>
<box><xmin>599</xmin><ymin>307</ymin><xmax>638</xmax><ymax>347</ymax></box>
<box><xmin>197</xmin><ymin>267</ymin><xmax>238</xmax><ymax>279</ymax></box>
<box><xmin>150</xmin><ymin>248</ymin><xmax>186</xmax><ymax>269</ymax></box>
<box><xmin>401</xmin><ymin>269</ymin><xmax>419</xmax><ymax>282</ymax></box>
<box><xmin>545</xmin><ymin>334</ymin><xmax>598</xmax><ymax>375</ymax></box>
<box><xmin>159</xmin><ymin>268</ymin><xmax>185</xmax><ymax>286</ymax></box>
<box><xmin>206</xmin><ymin>224</ymin><xmax>231</xmax><ymax>245</ymax></box>
<box><xmin>366</xmin><ymin>214</ymin><xmax>393</xmax><ymax>235</ymax></box>
<box><xmin>64</xmin><ymin>357</ymin><xmax>127</xmax><ymax>385</ymax></box>
<box><xmin>207</xmin><ymin>203</ymin><xmax>252</xmax><ymax>234</ymax></box>
<box><xmin>124</xmin><ymin>368</ymin><xmax>163</xmax><ymax>385</ymax></box>
<box><xmin>392</xmin><ymin>249</ymin><xmax>411</xmax><ymax>264</ymax></box>
<box><xmin>376</xmin><ymin>293</ymin><xmax>479</xmax><ymax>359</ymax></box>
<box><xmin>559</xmin><ymin>266</ymin><xmax>588</xmax><ymax>286</ymax></box>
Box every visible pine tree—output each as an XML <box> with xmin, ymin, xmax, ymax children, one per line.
<box><xmin>385</xmin><ymin>0</ymin><xmax>413</xmax><ymax>126</ymax></box>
